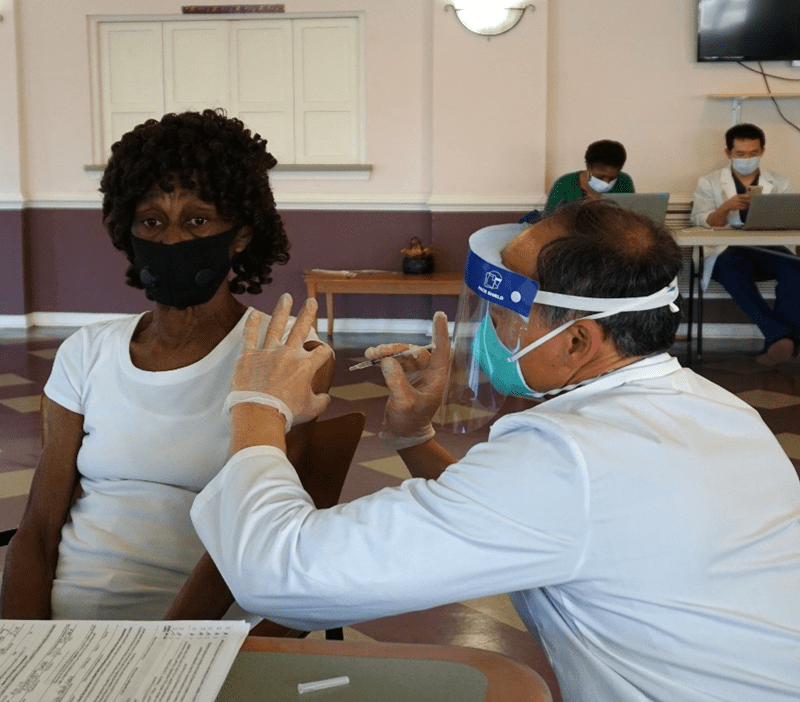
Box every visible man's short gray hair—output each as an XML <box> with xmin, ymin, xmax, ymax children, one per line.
<box><xmin>535</xmin><ymin>201</ymin><xmax>683</xmax><ymax>357</ymax></box>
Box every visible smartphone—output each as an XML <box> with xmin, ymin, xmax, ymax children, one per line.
<box><xmin>746</xmin><ymin>185</ymin><xmax>763</xmax><ymax>195</ymax></box>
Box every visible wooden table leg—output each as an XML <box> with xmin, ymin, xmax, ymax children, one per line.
<box><xmin>326</xmin><ymin>292</ymin><xmax>334</xmax><ymax>338</ymax></box>
<box><xmin>305</xmin><ymin>281</ymin><xmax>319</xmax><ymax>332</ymax></box>
<box><xmin>686</xmin><ymin>250</ymin><xmax>695</xmax><ymax>367</ymax></box>
<box><xmin>697</xmin><ymin>247</ymin><xmax>704</xmax><ymax>361</ymax></box>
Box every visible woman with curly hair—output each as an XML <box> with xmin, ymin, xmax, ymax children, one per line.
<box><xmin>1</xmin><ymin>110</ymin><xmax>331</xmax><ymax>622</ymax></box>
<box><xmin>544</xmin><ymin>139</ymin><xmax>635</xmax><ymax>215</ymax></box>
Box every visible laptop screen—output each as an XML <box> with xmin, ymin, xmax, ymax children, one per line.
<box><xmin>742</xmin><ymin>193</ymin><xmax>800</xmax><ymax>230</ymax></box>
<box><xmin>600</xmin><ymin>193</ymin><xmax>670</xmax><ymax>225</ymax></box>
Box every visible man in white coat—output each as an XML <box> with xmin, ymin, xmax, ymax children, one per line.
<box><xmin>690</xmin><ymin>122</ymin><xmax>800</xmax><ymax>365</ymax></box>
<box><xmin>193</xmin><ymin>201</ymin><xmax>800</xmax><ymax>702</ymax></box>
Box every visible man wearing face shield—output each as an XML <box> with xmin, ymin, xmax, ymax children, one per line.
<box><xmin>191</xmin><ymin>201</ymin><xmax>800</xmax><ymax>702</ymax></box>
<box><xmin>690</xmin><ymin>122</ymin><xmax>800</xmax><ymax>366</ymax></box>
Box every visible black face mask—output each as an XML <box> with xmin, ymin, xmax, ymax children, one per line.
<box><xmin>131</xmin><ymin>227</ymin><xmax>240</xmax><ymax>309</ymax></box>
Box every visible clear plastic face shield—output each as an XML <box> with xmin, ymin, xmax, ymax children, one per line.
<box><xmin>434</xmin><ymin>224</ymin><xmax>680</xmax><ymax>434</ymax></box>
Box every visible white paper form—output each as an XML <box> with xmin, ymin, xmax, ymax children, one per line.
<box><xmin>0</xmin><ymin>620</ymin><xmax>249</xmax><ymax>702</ymax></box>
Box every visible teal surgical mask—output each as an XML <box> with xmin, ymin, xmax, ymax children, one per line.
<box><xmin>471</xmin><ymin>280</ymin><xmax>682</xmax><ymax>401</ymax></box>
<box><xmin>471</xmin><ymin>309</ymin><xmax>611</xmax><ymax>401</ymax></box>
<box><xmin>472</xmin><ymin>314</ymin><xmax>539</xmax><ymax>399</ymax></box>
<box><xmin>438</xmin><ymin>222</ymin><xmax>682</xmax><ymax>432</ymax></box>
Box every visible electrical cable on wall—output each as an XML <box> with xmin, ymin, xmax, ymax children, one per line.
<box><xmin>737</xmin><ymin>61</ymin><xmax>800</xmax><ymax>134</ymax></box>
<box><xmin>737</xmin><ymin>61</ymin><xmax>800</xmax><ymax>82</ymax></box>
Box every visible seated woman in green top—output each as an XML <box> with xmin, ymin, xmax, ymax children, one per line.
<box><xmin>544</xmin><ymin>140</ymin><xmax>634</xmax><ymax>215</ymax></box>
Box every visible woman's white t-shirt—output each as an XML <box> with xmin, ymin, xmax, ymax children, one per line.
<box><xmin>44</xmin><ymin>306</ymin><xmax>277</xmax><ymax>621</ymax></box>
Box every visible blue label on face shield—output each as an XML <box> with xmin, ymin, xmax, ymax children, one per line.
<box><xmin>464</xmin><ymin>249</ymin><xmax>538</xmax><ymax>316</ymax></box>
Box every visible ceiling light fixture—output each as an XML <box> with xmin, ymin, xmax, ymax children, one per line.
<box><xmin>445</xmin><ymin>2</ymin><xmax>535</xmax><ymax>37</ymax></box>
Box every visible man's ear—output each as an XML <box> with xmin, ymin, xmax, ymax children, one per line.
<box><xmin>562</xmin><ymin>319</ymin><xmax>606</xmax><ymax>367</ymax></box>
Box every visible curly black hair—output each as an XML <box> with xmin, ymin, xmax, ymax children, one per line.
<box><xmin>584</xmin><ymin>140</ymin><xmax>627</xmax><ymax>169</ymax></box>
<box><xmin>100</xmin><ymin>109</ymin><xmax>289</xmax><ymax>295</ymax></box>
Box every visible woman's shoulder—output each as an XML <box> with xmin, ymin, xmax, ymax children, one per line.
<box><xmin>545</xmin><ymin>172</ymin><xmax>583</xmax><ymax>214</ymax></box>
<box><xmin>618</xmin><ymin>172</ymin><xmax>635</xmax><ymax>187</ymax></box>
<box><xmin>59</xmin><ymin>314</ymin><xmax>143</xmax><ymax>357</ymax></box>
<box><xmin>546</xmin><ymin>172</ymin><xmax>581</xmax><ymax>199</ymax></box>
<box><xmin>247</xmin><ymin>307</ymin><xmax>270</xmax><ymax>323</ymax></box>
<box><xmin>242</xmin><ymin>305</ymin><xmax>320</xmax><ymax>344</ymax></box>
<box><xmin>553</xmin><ymin>171</ymin><xmax>581</xmax><ymax>186</ymax></box>
<box><xmin>45</xmin><ymin>314</ymin><xmax>142</xmax><ymax>410</ymax></box>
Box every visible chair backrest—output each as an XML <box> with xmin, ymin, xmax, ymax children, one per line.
<box><xmin>0</xmin><ymin>530</ymin><xmax>15</xmax><ymax>548</ymax></box>
<box><xmin>296</xmin><ymin>411</ymin><xmax>366</xmax><ymax>509</ymax></box>
<box><xmin>165</xmin><ymin>412</ymin><xmax>366</xmax><ymax>624</ymax></box>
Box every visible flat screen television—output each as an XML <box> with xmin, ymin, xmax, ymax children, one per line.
<box><xmin>698</xmin><ymin>0</ymin><xmax>800</xmax><ymax>62</ymax></box>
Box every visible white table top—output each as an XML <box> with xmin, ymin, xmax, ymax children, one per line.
<box><xmin>670</xmin><ymin>226</ymin><xmax>800</xmax><ymax>247</ymax></box>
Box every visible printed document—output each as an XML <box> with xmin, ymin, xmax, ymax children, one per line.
<box><xmin>0</xmin><ymin>619</ymin><xmax>249</xmax><ymax>702</ymax></box>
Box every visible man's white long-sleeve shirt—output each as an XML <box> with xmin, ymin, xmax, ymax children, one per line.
<box><xmin>192</xmin><ymin>354</ymin><xmax>800</xmax><ymax>702</ymax></box>
<box><xmin>690</xmin><ymin>166</ymin><xmax>792</xmax><ymax>289</ymax></box>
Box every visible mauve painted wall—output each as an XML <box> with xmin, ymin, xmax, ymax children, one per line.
<box><xmin>1</xmin><ymin>210</ymin><xmax>27</xmax><ymax>315</ymax></box>
<box><xmin>24</xmin><ymin>209</ymin><xmax>142</xmax><ymax>314</ymax></box>
<box><xmin>18</xmin><ymin>208</ymin><xmax>527</xmax><ymax>319</ymax></box>
<box><xmin>7</xmin><ymin>206</ymin><xmax>755</xmax><ymax>328</ymax></box>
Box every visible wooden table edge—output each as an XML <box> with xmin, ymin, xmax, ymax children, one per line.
<box><xmin>301</xmin><ymin>269</ymin><xmax>464</xmax><ymax>336</ymax></box>
<box><xmin>239</xmin><ymin>636</ymin><xmax>552</xmax><ymax>702</ymax></box>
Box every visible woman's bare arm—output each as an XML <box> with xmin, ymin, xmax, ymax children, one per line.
<box><xmin>398</xmin><ymin>439</ymin><xmax>457</xmax><ymax>480</ymax></box>
<box><xmin>0</xmin><ymin>396</ymin><xmax>83</xmax><ymax>619</ymax></box>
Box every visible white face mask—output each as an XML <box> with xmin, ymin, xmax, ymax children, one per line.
<box><xmin>588</xmin><ymin>171</ymin><xmax>617</xmax><ymax>193</ymax></box>
<box><xmin>731</xmin><ymin>156</ymin><xmax>761</xmax><ymax>176</ymax></box>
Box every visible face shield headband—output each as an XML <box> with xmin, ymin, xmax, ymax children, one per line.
<box><xmin>464</xmin><ymin>223</ymin><xmax>679</xmax><ymax>349</ymax></box>
<box><xmin>504</xmin><ymin>279</ymin><xmax>680</xmax><ymax>362</ymax></box>
<box><xmin>436</xmin><ymin>224</ymin><xmax>679</xmax><ymax>433</ymax></box>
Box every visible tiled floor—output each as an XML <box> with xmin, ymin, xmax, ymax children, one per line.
<box><xmin>2</xmin><ymin>326</ymin><xmax>800</xmax><ymax>702</ymax></box>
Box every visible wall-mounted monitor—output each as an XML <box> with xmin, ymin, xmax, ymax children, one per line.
<box><xmin>698</xmin><ymin>0</ymin><xmax>800</xmax><ymax>62</ymax></box>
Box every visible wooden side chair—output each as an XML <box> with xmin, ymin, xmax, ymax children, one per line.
<box><xmin>0</xmin><ymin>530</ymin><xmax>15</xmax><ymax>548</ymax></box>
<box><xmin>165</xmin><ymin>411</ymin><xmax>366</xmax><ymax>640</ymax></box>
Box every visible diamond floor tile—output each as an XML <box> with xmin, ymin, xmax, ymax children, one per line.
<box><xmin>0</xmin><ymin>374</ymin><xmax>34</xmax><ymax>387</ymax></box>
<box><xmin>0</xmin><ymin>395</ymin><xmax>42</xmax><ymax>413</ymax></box>
<box><xmin>0</xmin><ymin>469</ymin><xmax>35</xmax><ymax>499</ymax></box>
<box><xmin>776</xmin><ymin>433</ymin><xmax>800</xmax><ymax>460</ymax></box>
<box><xmin>29</xmin><ymin>348</ymin><xmax>58</xmax><ymax>360</ymax></box>
<box><xmin>736</xmin><ymin>389</ymin><xmax>800</xmax><ymax>410</ymax></box>
<box><xmin>359</xmin><ymin>455</ymin><xmax>412</xmax><ymax>480</ymax></box>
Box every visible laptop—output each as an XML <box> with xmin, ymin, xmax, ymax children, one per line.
<box><xmin>742</xmin><ymin>193</ymin><xmax>800</xmax><ymax>230</ymax></box>
<box><xmin>601</xmin><ymin>192</ymin><xmax>670</xmax><ymax>224</ymax></box>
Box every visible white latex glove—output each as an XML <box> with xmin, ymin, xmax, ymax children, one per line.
<box><xmin>365</xmin><ymin>311</ymin><xmax>450</xmax><ymax>449</ymax></box>
<box><xmin>226</xmin><ymin>294</ymin><xmax>333</xmax><ymax>430</ymax></box>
